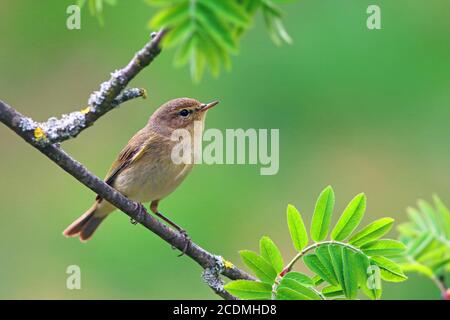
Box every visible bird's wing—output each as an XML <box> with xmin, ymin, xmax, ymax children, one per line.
<box><xmin>96</xmin><ymin>128</ymin><xmax>150</xmax><ymax>201</ymax></box>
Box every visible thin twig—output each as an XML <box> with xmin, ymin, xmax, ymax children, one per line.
<box><xmin>0</xmin><ymin>30</ymin><xmax>255</xmax><ymax>300</ymax></box>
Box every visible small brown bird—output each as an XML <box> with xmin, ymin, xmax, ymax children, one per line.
<box><xmin>63</xmin><ymin>97</ymin><xmax>219</xmax><ymax>243</ymax></box>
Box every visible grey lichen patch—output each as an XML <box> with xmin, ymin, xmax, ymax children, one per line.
<box><xmin>19</xmin><ymin>116</ymin><xmax>38</xmax><ymax>131</ymax></box>
<box><xmin>88</xmin><ymin>69</ymin><xmax>127</xmax><ymax>111</ymax></box>
<box><xmin>40</xmin><ymin>112</ymin><xmax>87</xmax><ymax>142</ymax></box>
<box><xmin>20</xmin><ymin>112</ymin><xmax>87</xmax><ymax>146</ymax></box>
<box><xmin>112</xmin><ymin>88</ymin><xmax>147</xmax><ymax>107</ymax></box>
<box><xmin>202</xmin><ymin>255</ymin><xmax>226</xmax><ymax>293</ymax></box>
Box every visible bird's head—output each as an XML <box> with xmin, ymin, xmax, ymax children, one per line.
<box><xmin>149</xmin><ymin>97</ymin><xmax>219</xmax><ymax>132</ymax></box>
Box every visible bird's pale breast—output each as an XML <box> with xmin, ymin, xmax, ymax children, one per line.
<box><xmin>112</xmin><ymin>139</ymin><xmax>194</xmax><ymax>203</ymax></box>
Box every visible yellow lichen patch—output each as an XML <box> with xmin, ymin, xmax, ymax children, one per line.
<box><xmin>141</xmin><ymin>88</ymin><xmax>148</xmax><ymax>99</ymax></box>
<box><xmin>34</xmin><ymin>127</ymin><xmax>45</xmax><ymax>140</ymax></box>
<box><xmin>222</xmin><ymin>258</ymin><xmax>234</xmax><ymax>269</ymax></box>
<box><xmin>80</xmin><ymin>106</ymin><xmax>91</xmax><ymax>114</ymax></box>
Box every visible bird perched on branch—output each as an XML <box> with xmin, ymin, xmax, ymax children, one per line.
<box><xmin>63</xmin><ymin>98</ymin><xmax>219</xmax><ymax>252</ymax></box>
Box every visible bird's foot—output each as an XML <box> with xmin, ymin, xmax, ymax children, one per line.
<box><xmin>177</xmin><ymin>229</ymin><xmax>191</xmax><ymax>257</ymax></box>
<box><xmin>130</xmin><ymin>202</ymin><xmax>146</xmax><ymax>225</ymax></box>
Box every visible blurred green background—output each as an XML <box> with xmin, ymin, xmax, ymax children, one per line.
<box><xmin>1</xmin><ymin>0</ymin><xmax>449</xmax><ymax>299</ymax></box>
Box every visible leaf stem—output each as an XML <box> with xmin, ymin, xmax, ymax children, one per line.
<box><xmin>283</xmin><ymin>240</ymin><xmax>364</xmax><ymax>275</ymax></box>
<box><xmin>271</xmin><ymin>240</ymin><xmax>363</xmax><ymax>299</ymax></box>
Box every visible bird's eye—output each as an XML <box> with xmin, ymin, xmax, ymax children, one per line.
<box><xmin>179</xmin><ymin>109</ymin><xmax>190</xmax><ymax>117</ymax></box>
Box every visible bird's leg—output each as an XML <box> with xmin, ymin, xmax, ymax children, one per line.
<box><xmin>150</xmin><ymin>200</ymin><xmax>191</xmax><ymax>256</ymax></box>
<box><xmin>130</xmin><ymin>202</ymin><xmax>146</xmax><ymax>225</ymax></box>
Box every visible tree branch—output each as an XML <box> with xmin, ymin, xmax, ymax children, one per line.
<box><xmin>0</xmin><ymin>30</ymin><xmax>254</xmax><ymax>300</ymax></box>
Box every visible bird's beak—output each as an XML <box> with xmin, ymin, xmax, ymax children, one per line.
<box><xmin>199</xmin><ymin>100</ymin><xmax>219</xmax><ymax>112</ymax></box>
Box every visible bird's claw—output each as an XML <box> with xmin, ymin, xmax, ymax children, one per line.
<box><xmin>130</xmin><ymin>202</ymin><xmax>146</xmax><ymax>225</ymax></box>
<box><xmin>172</xmin><ymin>229</ymin><xmax>191</xmax><ymax>257</ymax></box>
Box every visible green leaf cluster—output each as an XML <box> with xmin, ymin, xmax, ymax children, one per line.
<box><xmin>79</xmin><ymin>0</ymin><xmax>293</xmax><ymax>81</ymax></box>
<box><xmin>224</xmin><ymin>186</ymin><xmax>407</xmax><ymax>300</ymax></box>
<box><xmin>397</xmin><ymin>196</ymin><xmax>450</xmax><ymax>283</ymax></box>
<box><xmin>146</xmin><ymin>0</ymin><xmax>292</xmax><ymax>81</ymax></box>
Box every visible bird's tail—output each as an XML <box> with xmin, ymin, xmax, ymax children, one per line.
<box><xmin>63</xmin><ymin>201</ymin><xmax>112</xmax><ymax>242</ymax></box>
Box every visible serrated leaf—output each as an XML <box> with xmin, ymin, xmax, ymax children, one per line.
<box><xmin>161</xmin><ymin>19</ymin><xmax>194</xmax><ymax>49</ymax></box>
<box><xmin>355</xmin><ymin>253</ymin><xmax>382</xmax><ymax>300</ymax></box>
<box><xmin>259</xmin><ymin>236</ymin><xmax>284</xmax><ymax>274</ymax></box>
<box><xmin>198</xmin><ymin>0</ymin><xmax>250</xmax><ymax>27</ymax></box>
<box><xmin>196</xmin><ymin>29</ymin><xmax>222</xmax><ymax>77</ymax></box>
<box><xmin>397</xmin><ymin>222</ymin><xmax>421</xmax><ymax>238</ymax></box>
<box><xmin>331</xmin><ymin>193</ymin><xmax>366</xmax><ymax>241</ymax></box>
<box><xmin>322</xmin><ymin>285</ymin><xmax>344</xmax><ymax>298</ymax></box>
<box><xmin>174</xmin><ymin>34</ymin><xmax>197</xmax><ymax>66</ymax></box>
<box><xmin>262</xmin><ymin>0</ymin><xmax>283</xmax><ymax>17</ymax></box>
<box><xmin>224</xmin><ymin>280</ymin><xmax>272</xmax><ymax>300</ymax></box>
<box><xmin>276</xmin><ymin>287</ymin><xmax>306</xmax><ymax>300</ymax></box>
<box><xmin>190</xmin><ymin>45</ymin><xmax>206</xmax><ymax>82</ymax></box>
<box><xmin>418</xmin><ymin>246</ymin><xmax>450</xmax><ymax>267</ymax></box>
<box><xmin>303</xmin><ymin>254</ymin><xmax>337</xmax><ymax>286</ymax></box>
<box><xmin>371</xmin><ymin>256</ymin><xmax>407</xmax><ymax>282</ymax></box>
<box><xmin>282</xmin><ymin>271</ymin><xmax>314</xmax><ymax>287</ymax></box>
<box><xmin>342</xmin><ymin>248</ymin><xmax>358</xmax><ymax>299</ymax></box>
<box><xmin>430</xmin><ymin>257</ymin><xmax>450</xmax><ymax>271</ymax></box>
<box><xmin>149</xmin><ymin>2</ymin><xmax>189</xmax><ymax>29</ymax></box>
<box><xmin>406</xmin><ymin>232</ymin><xmax>435</xmax><ymax>258</ymax></box>
<box><xmin>328</xmin><ymin>245</ymin><xmax>346</xmax><ymax>295</ymax></box>
<box><xmin>418</xmin><ymin>199</ymin><xmax>442</xmax><ymax>237</ymax></box>
<box><xmin>361</xmin><ymin>239</ymin><xmax>406</xmax><ymax>257</ymax></box>
<box><xmin>196</xmin><ymin>4</ymin><xmax>238</xmax><ymax>54</ymax></box>
<box><xmin>407</xmin><ymin>207</ymin><xmax>427</xmax><ymax>231</ymax></box>
<box><xmin>278</xmin><ymin>278</ymin><xmax>321</xmax><ymax>300</ymax></box>
<box><xmin>310</xmin><ymin>186</ymin><xmax>335</xmax><ymax>242</ymax></box>
<box><xmin>349</xmin><ymin>218</ymin><xmax>394</xmax><ymax>247</ymax></box>
<box><xmin>287</xmin><ymin>204</ymin><xmax>308</xmax><ymax>251</ymax></box>
<box><xmin>239</xmin><ymin>250</ymin><xmax>277</xmax><ymax>283</ymax></box>
<box><xmin>312</xmin><ymin>275</ymin><xmax>324</xmax><ymax>286</ymax></box>
<box><xmin>433</xmin><ymin>195</ymin><xmax>450</xmax><ymax>239</ymax></box>
<box><xmin>399</xmin><ymin>262</ymin><xmax>434</xmax><ymax>278</ymax></box>
<box><xmin>315</xmin><ymin>245</ymin><xmax>339</xmax><ymax>286</ymax></box>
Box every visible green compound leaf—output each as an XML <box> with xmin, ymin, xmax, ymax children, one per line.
<box><xmin>327</xmin><ymin>245</ymin><xmax>358</xmax><ymax>299</ymax></box>
<box><xmin>277</xmin><ymin>278</ymin><xmax>322</xmax><ymax>300</ymax></box>
<box><xmin>322</xmin><ymin>285</ymin><xmax>344</xmax><ymax>298</ymax></box>
<box><xmin>406</xmin><ymin>207</ymin><xmax>427</xmax><ymax>231</ymax></box>
<box><xmin>418</xmin><ymin>199</ymin><xmax>443</xmax><ymax>237</ymax></box>
<box><xmin>149</xmin><ymin>2</ymin><xmax>188</xmax><ymax>29</ymax></box>
<box><xmin>224</xmin><ymin>280</ymin><xmax>272</xmax><ymax>300</ymax></box>
<box><xmin>196</xmin><ymin>3</ymin><xmax>238</xmax><ymax>54</ymax></box>
<box><xmin>399</xmin><ymin>262</ymin><xmax>434</xmax><ymax>278</ymax></box>
<box><xmin>331</xmin><ymin>193</ymin><xmax>366</xmax><ymax>241</ymax></box>
<box><xmin>371</xmin><ymin>256</ymin><xmax>408</xmax><ymax>283</ymax></box>
<box><xmin>174</xmin><ymin>35</ymin><xmax>197</xmax><ymax>67</ymax></box>
<box><xmin>406</xmin><ymin>232</ymin><xmax>435</xmax><ymax>259</ymax></box>
<box><xmin>361</xmin><ymin>239</ymin><xmax>406</xmax><ymax>257</ymax></box>
<box><xmin>259</xmin><ymin>236</ymin><xmax>284</xmax><ymax>274</ymax></box>
<box><xmin>349</xmin><ymin>218</ymin><xmax>394</xmax><ymax>247</ymax></box>
<box><xmin>310</xmin><ymin>186</ymin><xmax>335</xmax><ymax>242</ymax></box>
<box><xmin>198</xmin><ymin>0</ymin><xmax>251</xmax><ymax>27</ymax></box>
<box><xmin>282</xmin><ymin>271</ymin><xmax>314</xmax><ymax>287</ymax></box>
<box><xmin>239</xmin><ymin>250</ymin><xmax>277</xmax><ymax>284</ymax></box>
<box><xmin>342</xmin><ymin>248</ymin><xmax>358</xmax><ymax>299</ymax></box>
<box><xmin>328</xmin><ymin>245</ymin><xmax>346</xmax><ymax>294</ymax></box>
<box><xmin>433</xmin><ymin>195</ymin><xmax>450</xmax><ymax>239</ymax></box>
<box><xmin>303</xmin><ymin>253</ymin><xmax>337</xmax><ymax>286</ymax></box>
<box><xmin>355</xmin><ymin>253</ymin><xmax>382</xmax><ymax>300</ymax></box>
<box><xmin>315</xmin><ymin>245</ymin><xmax>339</xmax><ymax>286</ymax></box>
<box><xmin>287</xmin><ymin>204</ymin><xmax>308</xmax><ymax>251</ymax></box>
